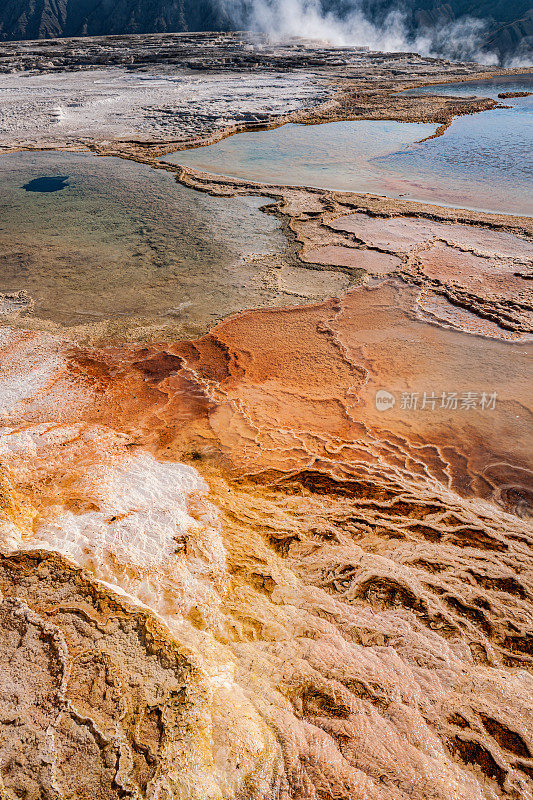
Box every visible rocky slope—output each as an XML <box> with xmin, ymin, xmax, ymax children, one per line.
<box><xmin>0</xmin><ymin>33</ymin><xmax>531</xmax><ymax>799</ymax></box>
<box><xmin>1</xmin><ymin>233</ymin><xmax>532</xmax><ymax>797</ymax></box>
<box><xmin>0</xmin><ymin>0</ymin><xmax>531</xmax><ymax>63</ymax></box>
<box><xmin>359</xmin><ymin>0</ymin><xmax>533</xmax><ymax>61</ymax></box>
<box><xmin>0</xmin><ymin>0</ymin><xmax>231</xmax><ymax>41</ymax></box>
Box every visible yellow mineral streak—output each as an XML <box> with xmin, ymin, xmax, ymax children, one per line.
<box><xmin>0</xmin><ymin>269</ymin><xmax>532</xmax><ymax>797</ymax></box>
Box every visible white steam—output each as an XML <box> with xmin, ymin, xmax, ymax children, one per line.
<box><xmin>217</xmin><ymin>0</ymin><xmax>515</xmax><ymax>65</ymax></box>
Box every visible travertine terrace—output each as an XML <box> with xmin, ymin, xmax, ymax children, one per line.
<box><xmin>0</xmin><ymin>32</ymin><xmax>531</xmax><ymax>800</ymax></box>
<box><xmin>0</xmin><ymin>31</ymin><xmax>513</xmax><ymax>154</ymax></box>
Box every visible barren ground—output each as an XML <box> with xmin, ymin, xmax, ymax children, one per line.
<box><xmin>0</xmin><ymin>33</ymin><xmax>531</xmax><ymax>800</ymax></box>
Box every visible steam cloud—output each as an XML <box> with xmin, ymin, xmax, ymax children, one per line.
<box><xmin>217</xmin><ymin>0</ymin><xmax>514</xmax><ymax>65</ymax></box>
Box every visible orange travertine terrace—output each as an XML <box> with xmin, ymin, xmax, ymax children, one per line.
<box><xmin>0</xmin><ymin>270</ymin><xmax>532</xmax><ymax>798</ymax></box>
<box><xmin>0</xmin><ymin>34</ymin><xmax>532</xmax><ymax>800</ymax></box>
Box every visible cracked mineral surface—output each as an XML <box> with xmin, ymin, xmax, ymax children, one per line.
<box><xmin>0</xmin><ymin>32</ymin><xmax>531</xmax><ymax>800</ymax></box>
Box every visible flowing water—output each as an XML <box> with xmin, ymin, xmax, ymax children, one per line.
<box><xmin>164</xmin><ymin>74</ymin><xmax>533</xmax><ymax>216</ymax></box>
<box><xmin>1</xmin><ymin>71</ymin><xmax>533</xmax><ymax>800</ymax></box>
<box><xmin>377</xmin><ymin>74</ymin><xmax>533</xmax><ymax>215</ymax></box>
<box><xmin>163</xmin><ymin>119</ymin><xmax>438</xmax><ymax>194</ymax></box>
<box><xmin>0</xmin><ymin>151</ymin><xmax>348</xmax><ymax>338</ymax></box>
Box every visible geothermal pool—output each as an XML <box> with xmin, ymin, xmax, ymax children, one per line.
<box><xmin>0</xmin><ymin>151</ymin><xmax>347</xmax><ymax>337</ymax></box>
<box><xmin>402</xmin><ymin>73</ymin><xmax>533</xmax><ymax>100</ymax></box>
<box><xmin>164</xmin><ymin>75</ymin><xmax>533</xmax><ymax>216</ymax></box>
<box><xmin>163</xmin><ymin>119</ymin><xmax>438</xmax><ymax>194</ymax></box>
<box><xmin>378</xmin><ymin>74</ymin><xmax>533</xmax><ymax>216</ymax></box>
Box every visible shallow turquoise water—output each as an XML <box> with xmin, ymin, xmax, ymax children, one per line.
<box><xmin>378</xmin><ymin>75</ymin><xmax>533</xmax><ymax>215</ymax></box>
<box><xmin>0</xmin><ymin>151</ymin><xmax>292</xmax><ymax>334</ymax></box>
<box><xmin>163</xmin><ymin>119</ymin><xmax>438</xmax><ymax>193</ymax></box>
<box><xmin>402</xmin><ymin>74</ymin><xmax>533</xmax><ymax>100</ymax></box>
<box><xmin>164</xmin><ymin>75</ymin><xmax>533</xmax><ymax>216</ymax></box>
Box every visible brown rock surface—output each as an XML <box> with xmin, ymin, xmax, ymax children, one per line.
<box><xmin>0</xmin><ymin>36</ymin><xmax>532</xmax><ymax>799</ymax></box>
<box><xmin>1</xmin><ymin>272</ymin><xmax>532</xmax><ymax>797</ymax></box>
